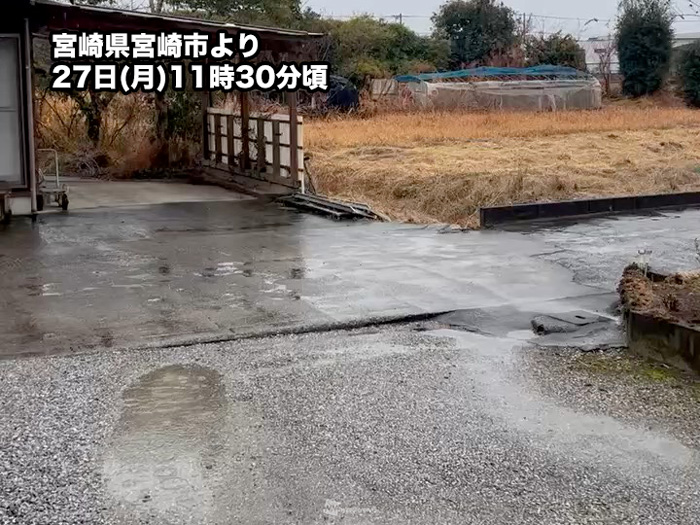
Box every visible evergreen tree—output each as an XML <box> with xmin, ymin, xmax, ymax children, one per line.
<box><xmin>616</xmin><ymin>0</ymin><xmax>673</xmax><ymax>97</ymax></box>
<box><xmin>432</xmin><ymin>0</ymin><xmax>517</xmax><ymax>67</ymax></box>
<box><xmin>525</xmin><ymin>32</ymin><xmax>587</xmax><ymax>71</ymax></box>
<box><xmin>678</xmin><ymin>41</ymin><xmax>700</xmax><ymax>107</ymax></box>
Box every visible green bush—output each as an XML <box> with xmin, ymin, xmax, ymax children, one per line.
<box><xmin>679</xmin><ymin>41</ymin><xmax>700</xmax><ymax>107</ymax></box>
<box><xmin>327</xmin><ymin>16</ymin><xmax>449</xmax><ymax>87</ymax></box>
<box><xmin>525</xmin><ymin>33</ymin><xmax>587</xmax><ymax>71</ymax></box>
<box><xmin>616</xmin><ymin>0</ymin><xmax>674</xmax><ymax>97</ymax></box>
<box><xmin>432</xmin><ymin>0</ymin><xmax>517</xmax><ymax>67</ymax></box>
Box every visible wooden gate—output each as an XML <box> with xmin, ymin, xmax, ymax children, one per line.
<box><xmin>202</xmin><ymin>107</ymin><xmax>304</xmax><ymax>191</ymax></box>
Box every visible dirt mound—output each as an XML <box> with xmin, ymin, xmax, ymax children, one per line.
<box><xmin>619</xmin><ymin>265</ymin><xmax>700</xmax><ymax>325</ymax></box>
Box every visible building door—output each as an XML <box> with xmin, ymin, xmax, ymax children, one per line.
<box><xmin>0</xmin><ymin>36</ymin><xmax>23</xmax><ymax>186</ymax></box>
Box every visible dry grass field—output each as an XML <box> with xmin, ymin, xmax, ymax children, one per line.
<box><xmin>306</xmin><ymin>107</ymin><xmax>700</xmax><ymax>227</ymax></box>
<box><xmin>37</xmin><ymin>94</ymin><xmax>192</xmax><ymax>177</ymax></box>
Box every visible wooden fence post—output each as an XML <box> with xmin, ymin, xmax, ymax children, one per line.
<box><xmin>288</xmin><ymin>91</ymin><xmax>299</xmax><ymax>187</ymax></box>
<box><xmin>240</xmin><ymin>91</ymin><xmax>250</xmax><ymax>170</ymax></box>
<box><xmin>256</xmin><ymin>118</ymin><xmax>266</xmax><ymax>176</ymax></box>
<box><xmin>200</xmin><ymin>92</ymin><xmax>209</xmax><ymax>164</ymax></box>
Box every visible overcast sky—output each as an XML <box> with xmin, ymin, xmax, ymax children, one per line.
<box><xmin>303</xmin><ymin>0</ymin><xmax>700</xmax><ymax>39</ymax></box>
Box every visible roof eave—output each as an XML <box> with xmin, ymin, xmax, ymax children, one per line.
<box><xmin>30</xmin><ymin>0</ymin><xmax>325</xmax><ymax>40</ymax></box>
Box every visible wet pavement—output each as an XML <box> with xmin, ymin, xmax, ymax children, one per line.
<box><xmin>3</xmin><ymin>198</ymin><xmax>697</xmax><ymax>358</ymax></box>
<box><xmin>66</xmin><ymin>178</ymin><xmax>252</xmax><ymax>210</ymax></box>
<box><xmin>2</xmin><ymin>192</ymin><xmax>700</xmax><ymax>524</ymax></box>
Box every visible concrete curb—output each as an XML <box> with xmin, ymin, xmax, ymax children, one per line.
<box><xmin>622</xmin><ymin>267</ymin><xmax>700</xmax><ymax>373</ymax></box>
<box><xmin>626</xmin><ymin>311</ymin><xmax>700</xmax><ymax>374</ymax></box>
<box><xmin>480</xmin><ymin>191</ymin><xmax>700</xmax><ymax>228</ymax></box>
<box><xmin>1</xmin><ymin>310</ymin><xmax>454</xmax><ymax>361</ymax></box>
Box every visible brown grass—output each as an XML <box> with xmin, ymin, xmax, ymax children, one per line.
<box><xmin>37</xmin><ymin>93</ymin><xmax>163</xmax><ymax>177</ymax></box>
<box><xmin>619</xmin><ymin>265</ymin><xmax>700</xmax><ymax>324</ymax></box>
<box><xmin>36</xmin><ymin>91</ymin><xmax>291</xmax><ymax>179</ymax></box>
<box><xmin>306</xmin><ymin>107</ymin><xmax>700</xmax><ymax>227</ymax></box>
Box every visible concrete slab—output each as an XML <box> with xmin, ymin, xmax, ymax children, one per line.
<box><xmin>0</xmin><ymin>199</ymin><xmax>599</xmax><ymax>358</ymax></box>
<box><xmin>54</xmin><ymin>179</ymin><xmax>253</xmax><ymax>211</ymax></box>
<box><xmin>547</xmin><ymin>310</ymin><xmax>604</xmax><ymax>326</ymax></box>
<box><xmin>517</xmin><ymin>208</ymin><xmax>700</xmax><ymax>289</ymax></box>
<box><xmin>1</xmin><ymin>197</ymin><xmax>698</xmax><ymax>358</ymax></box>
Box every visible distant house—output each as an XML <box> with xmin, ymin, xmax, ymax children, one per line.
<box><xmin>579</xmin><ymin>32</ymin><xmax>700</xmax><ymax>75</ymax></box>
<box><xmin>673</xmin><ymin>32</ymin><xmax>700</xmax><ymax>48</ymax></box>
<box><xmin>579</xmin><ymin>37</ymin><xmax>619</xmax><ymax>75</ymax></box>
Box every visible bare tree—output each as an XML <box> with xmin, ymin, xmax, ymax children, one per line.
<box><xmin>148</xmin><ymin>0</ymin><xmax>165</xmax><ymax>13</ymax></box>
<box><xmin>594</xmin><ymin>38</ymin><xmax>616</xmax><ymax>95</ymax></box>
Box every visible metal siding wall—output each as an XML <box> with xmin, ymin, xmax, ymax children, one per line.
<box><xmin>0</xmin><ymin>36</ymin><xmax>24</xmax><ymax>186</ymax></box>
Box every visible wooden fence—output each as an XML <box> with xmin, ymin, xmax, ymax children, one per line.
<box><xmin>203</xmin><ymin>107</ymin><xmax>304</xmax><ymax>190</ymax></box>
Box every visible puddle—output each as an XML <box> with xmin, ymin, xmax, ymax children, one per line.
<box><xmin>103</xmin><ymin>365</ymin><xmax>225</xmax><ymax>522</ymax></box>
<box><xmin>23</xmin><ymin>282</ymin><xmax>61</xmax><ymax>297</ymax></box>
<box><xmin>197</xmin><ymin>262</ymin><xmax>243</xmax><ymax>278</ymax></box>
<box><xmin>289</xmin><ymin>267</ymin><xmax>306</xmax><ymax>280</ymax></box>
<box><xmin>506</xmin><ymin>329</ymin><xmax>536</xmax><ymax>341</ymax></box>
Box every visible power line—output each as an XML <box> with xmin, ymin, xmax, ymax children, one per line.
<box><xmin>319</xmin><ymin>7</ymin><xmax>700</xmax><ymax>37</ymax></box>
<box><xmin>321</xmin><ymin>12</ymin><xmax>614</xmax><ymax>22</ymax></box>
<box><xmin>321</xmin><ymin>9</ymin><xmax>700</xmax><ymax>23</ymax></box>
<box><xmin>520</xmin><ymin>13</ymin><xmax>611</xmax><ymax>23</ymax></box>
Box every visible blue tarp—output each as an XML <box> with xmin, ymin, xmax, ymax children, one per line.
<box><xmin>394</xmin><ymin>65</ymin><xmax>588</xmax><ymax>83</ymax></box>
